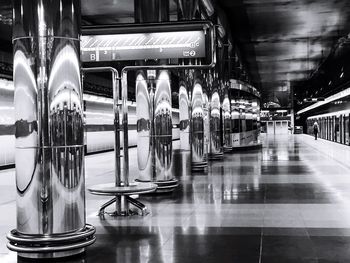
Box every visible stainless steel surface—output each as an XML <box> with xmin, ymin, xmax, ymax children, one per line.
<box><xmin>208</xmin><ymin>91</ymin><xmax>223</xmax><ymax>158</ymax></box>
<box><xmin>122</xmin><ymin>71</ymin><xmax>129</xmax><ymax>186</ymax></box>
<box><xmin>179</xmin><ymin>83</ymin><xmax>190</xmax><ymax>150</ymax></box>
<box><xmin>135</xmin><ymin>0</ymin><xmax>169</xmax><ymax>23</ymax></box>
<box><xmin>136</xmin><ymin>72</ymin><xmax>152</xmax><ymax>180</ymax></box>
<box><xmin>88</xmin><ymin>182</ymin><xmax>158</xmax><ymax>195</ymax></box>
<box><xmin>137</xmin><ymin>70</ymin><xmax>173</xmax><ymax>182</ymax></box>
<box><xmin>202</xmin><ymin>89</ymin><xmax>210</xmax><ymax>157</ymax></box>
<box><xmin>7</xmin><ymin>224</ymin><xmax>95</xmax><ymax>244</ymax></box>
<box><xmin>177</xmin><ymin>0</ymin><xmax>201</xmax><ymax>20</ymax></box>
<box><xmin>153</xmin><ymin>70</ymin><xmax>173</xmax><ymax>181</ymax></box>
<box><xmin>13</xmin><ymin>0</ymin><xmax>84</xmax><ymax>236</ymax></box>
<box><xmin>88</xmin><ymin>182</ymin><xmax>157</xmax><ymax>216</ymax></box>
<box><xmin>12</xmin><ymin>0</ymin><xmax>80</xmax><ymax>40</ymax></box>
<box><xmin>10</xmin><ymin>0</ymin><xmax>95</xmax><ymax>258</ymax></box>
<box><xmin>222</xmin><ymin>94</ymin><xmax>232</xmax><ymax>150</ymax></box>
<box><xmin>82</xmin><ymin>67</ymin><xmax>121</xmax><ymax>186</ymax></box>
<box><xmin>191</xmin><ymin>81</ymin><xmax>205</xmax><ymax>164</ymax></box>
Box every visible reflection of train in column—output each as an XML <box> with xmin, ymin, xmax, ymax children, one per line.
<box><xmin>0</xmin><ymin>78</ymin><xmax>180</xmax><ymax>167</ymax></box>
<box><xmin>230</xmin><ymin>98</ymin><xmax>260</xmax><ymax>148</ymax></box>
<box><xmin>227</xmin><ymin>79</ymin><xmax>261</xmax><ymax>149</ymax></box>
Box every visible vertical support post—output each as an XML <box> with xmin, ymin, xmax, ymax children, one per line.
<box><xmin>122</xmin><ymin>71</ymin><xmax>129</xmax><ymax>186</ymax></box>
<box><xmin>9</xmin><ymin>0</ymin><xmax>95</xmax><ymax>258</ymax></box>
<box><xmin>112</xmin><ymin>71</ymin><xmax>121</xmax><ymax>186</ymax></box>
<box><xmin>289</xmin><ymin>81</ymin><xmax>295</xmax><ymax>134</ymax></box>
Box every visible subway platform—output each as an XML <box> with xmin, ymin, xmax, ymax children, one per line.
<box><xmin>1</xmin><ymin>134</ymin><xmax>350</xmax><ymax>262</ymax></box>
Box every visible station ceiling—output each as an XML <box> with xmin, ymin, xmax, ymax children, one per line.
<box><xmin>217</xmin><ymin>0</ymin><xmax>350</xmax><ymax>103</ymax></box>
<box><xmin>1</xmin><ymin>0</ymin><xmax>350</xmax><ymax>105</ymax></box>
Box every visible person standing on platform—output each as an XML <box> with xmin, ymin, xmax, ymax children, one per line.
<box><xmin>313</xmin><ymin>121</ymin><xmax>319</xmax><ymax>140</ymax></box>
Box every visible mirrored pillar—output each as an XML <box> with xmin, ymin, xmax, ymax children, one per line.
<box><xmin>222</xmin><ymin>93</ymin><xmax>232</xmax><ymax>152</ymax></box>
<box><xmin>208</xmin><ymin>91</ymin><xmax>224</xmax><ymax>160</ymax></box>
<box><xmin>179</xmin><ymin>82</ymin><xmax>190</xmax><ymax>150</ymax></box>
<box><xmin>8</xmin><ymin>0</ymin><xmax>95</xmax><ymax>258</ymax></box>
<box><xmin>191</xmin><ymin>79</ymin><xmax>208</xmax><ymax>171</ymax></box>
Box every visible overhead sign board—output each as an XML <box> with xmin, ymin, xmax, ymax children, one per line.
<box><xmin>81</xmin><ymin>22</ymin><xmax>212</xmax><ymax>63</ymax></box>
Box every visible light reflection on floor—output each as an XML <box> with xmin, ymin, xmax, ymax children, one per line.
<box><xmin>1</xmin><ymin>134</ymin><xmax>350</xmax><ymax>262</ymax></box>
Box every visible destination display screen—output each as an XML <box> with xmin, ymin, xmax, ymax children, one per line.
<box><xmin>81</xmin><ymin>30</ymin><xmax>206</xmax><ymax>62</ymax></box>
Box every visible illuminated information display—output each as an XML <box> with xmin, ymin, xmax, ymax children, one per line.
<box><xmin>81</xmin><ymin>30</ymin><xmax>206</xmax><ymax>62</ymax></box>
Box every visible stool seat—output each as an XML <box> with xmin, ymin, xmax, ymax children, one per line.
<box><xmin>88</xmin><ymin>182</ymin><xmax>157</xmax><ymax>196</ymax></box>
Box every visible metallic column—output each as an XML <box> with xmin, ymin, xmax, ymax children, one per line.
<box><xmin>202</xmin><ymin>88</ymin><xmax>210</xmax><ymax>160</ymax></box>
<box><xmin>208</xmin><ymin>91</ymin><xmax>223</xmax><ymax>159</ymax></box>
<box><xmin>135</xmin><ymin>0</ymin><xmax>169</xmax><ymax>23</ymax></box>
<box><xmin>134</xmin><ymin>1</ymin><xmax>177</xmax><ymax>190</ymax></box>
<box><xmin>8</xmin><ymin>0</ymin><xmax>95</xmax><ymax>258</ymax></box>
<box><xmin>177</xmin><ymin>0</ymin><xmax>201</xmax><ymax>20</ymax></box>
<box><xmin>122</xmin><ymin>71</ymin><xmax>129</xmax><ymax>186</ymax></box>
<box><xmin>191</xmin><ymin>80</ymin><xmax>207</xmax><ymax>171</ymax></box>
<box><xmin>136</xmin><ymin>72</ymin><xmax>152</xmax><ymax>180</ymax></box>
<box><xmin>153</xmin><ymin>71</ymin><xmax>173</xmax><ymax>181</ymax></box>
<box><xmin>222</xmin><ymin>93</ymin><xmax>232</xmax><ymax>152</ymax></box>
<box><xmin>179</xmin><ymin>82</ymin><xmax>190</xmax><ymax>150</ymax></box>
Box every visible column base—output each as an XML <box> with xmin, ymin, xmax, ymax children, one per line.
<box><xmin>7</xmin><ymin>224</ymin><xmax>96</xmax><ymax>259</ymax></box>
<box><xmin>223</xmin><ymin>146</ymin><xmax>233</xmax><ymax>153</ymax></box>
<box><xmin>135</xmin><ymin>178</ymin><xmax>179</xmax><ymax>193</ymax></box>
<box><xmin>191</xmin><ymin>161</ymin><xmax>208</xmax><ymax>172</ymax></box>
<box><xmin>208</xmin><ymin>152</ymin><xmax>224</xmax><ymax>160</ymax></box>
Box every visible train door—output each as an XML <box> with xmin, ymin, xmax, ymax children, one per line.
<box><xmin>327</xmin><ymin>117</ymin><xmax>330</xmax><ymax>141</ymax></box>
<box><xmin>345</xmin><ymin>114</ymin><xmax>350</xmax><ymax>145</ymax></box>
<box><xmin>281</xmin><ymin>121</ymin><xmax>288</xmax><ymax>134</ymax></box>
<box><xmin>275</xmin><ymin>121</ymin><xmax>282</xmax><ymax>134</ymax></box>
<box><xmin>267</xmin><ymin>121</ymin><xmax>274</xmax><ymax>134</ymax></box>
<box><xmin>328</xmin><ymin>117</ymin><xmax>331</xmax><ymax>141</ymax></box>
<box><xmin>332</xmin><ymin>116</ymin><xmax>335</xmax><ymax>141</ymax></box>
<box><xmin>322</xmin><ymin>118</ymin><xmax>325</xmax><ymax>139</ymax></box>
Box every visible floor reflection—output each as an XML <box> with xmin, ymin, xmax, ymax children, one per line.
<box><xmin>4</xmin><ymin>135</ymin><xmax>350</xmax><ymax>262</ymax></box>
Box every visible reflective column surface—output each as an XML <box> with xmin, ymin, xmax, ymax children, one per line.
<box><xmin>9</xmin><ymin>0</ymin><xmax>95</xmax><ymax>258</ymax></box>
<box><xmin>208</xmin><ymin>91</ymin><xmax>223</xmax><ymax>159</ymax></box>
<box><xmin>136</xmin><ymin>70</ymin><xmax>173</xmax><ymax>183</ymax></box>
<box><xmin>3</xmin><ymin>134</ymin><xmax>350</xmax><ymax>262</ymax></box>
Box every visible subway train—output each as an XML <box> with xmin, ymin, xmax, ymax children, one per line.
<box><xmin>0</xmin><ymin>78</ymin><xmax>180</xmax><ymax>168</ymax></box>
<box><xmin>306</xmin><ymin>109</ymin><xmax>350</xmax><ymax>145</ymax></box>
<box><xmin>229</xmin><ymin>98</ymin><xmax>261</xmax><ymax>148</ymax></box>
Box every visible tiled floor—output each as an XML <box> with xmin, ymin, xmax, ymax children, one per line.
<box><xmin>1</xmin><ymin>134</ymin><xmax>350</xmax><ymax>262</ymax></box>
